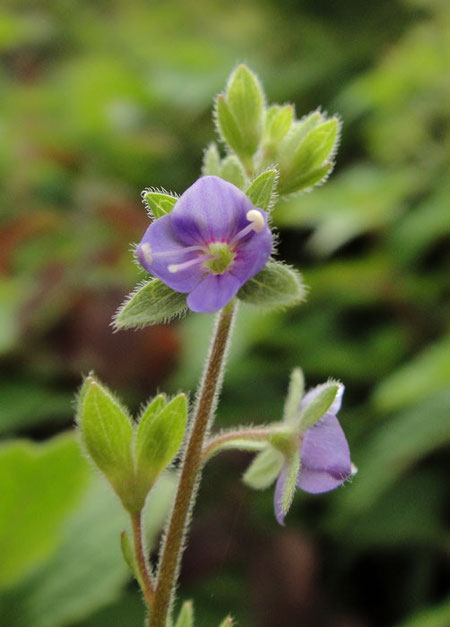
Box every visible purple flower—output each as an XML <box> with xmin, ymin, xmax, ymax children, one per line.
<box><xmin>137</xmin><ymin>176</ymin><xmax>273</xmax><ymax>313</ymax></box>
<box><xmin>274</xmin><ymin>384</ymin><xmax>352</xmax><ymax>525</ymax></box>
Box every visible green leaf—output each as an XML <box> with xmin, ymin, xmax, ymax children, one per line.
<box><xmin>265</xmin><ymin>104</ymin><xmax>293</xmax><ymax>144</ymax></box>
<box><xmin>373</xmin><ymin>335</ymin><xmax>450</xmax><ymax>413</ymax></box>
<box><xmin>238</xmin><ymin>261</ymin><xmax>307</xmax><ymax>309</ymax></box>
<box><xmin>76</xmin><ymin>376</ymin><xmax>135</xmax><ymax>511</ymax></box>
<box><xmin>119</xmin><ymin>531</ymin><xmax>138</xmax><ymax>580</ymax></box>
<box><xmin>245</xmin><ymin>169</ymin><xmax>278</xmax><ymax>211</ymax></box>
<box><xmin>396</xmin><ymin>598</ymin><xmax>450</xmax><ymax>627</ymax></box>
<box><xmin>175</xmin><ymin>600</ymin><xmax>194</xmax><ymax>627</ymax></box>
<box><xmin>202</xmin><ymin>143</ymin><xmax>221</xmax><ymax>176</ymax></box>
<box><xmin>278</xmin><ymin>115</ymin><xmax>340</xmax><ymax>195</ymax></box>
<box><xmin>220</xmin><ymin>155</ymin><xmax>247</xmax><ymax>189</ymax></box>
<box><xmin>113</xmin><ymin>279</ymin><xmax>187</xmax><ymax>330</ymax></box>
<box><xmin>278</xmin><ymin>111</ymin><xmax>323</xmax><ymax>164</ymax></box>
<box><xmin>0</xmin><ymin>473</ymin><xmax>176</xmax><ymax>627</ymax></box>
<box><xmin>243</xmin><ymin>447</ymin><xmax>284</xmax><ymax>490</ymax></box>
<box><xmin>0</xmin><ymin>434</ymin><xmax>89</xmax><ymax>589</ymax></box>
<box><xmin>134</xmin><ymin>394</ymin><xmax>187</xmax><ymax>503</ymax></box>
<box><xmin>143</xmin><ymin>190</ymin><xmax>178</xmax><ymax>219</ymax></box>
<box><xmin>298</xmin><ymin>382</ymin><xmax>341</xmax><ymax>431</ymax></box>
<box><xmin>215</xmin><ymin>95</ymin><xmax>244</xmax><ymax>158</ymax></box>
<box><xmin>225</xmin><ymin>64</ymin><xmax>265</xmax><ymax>157</ymax></box>
<box><xmin>276</xmin><ymin>450</ymin><xmax>301</xmax><ymax>522</ymax></box>
<box><xmin>283</xmin><ymin>368</ymin><xmax>305</xmax><ymax>424</ymax></box>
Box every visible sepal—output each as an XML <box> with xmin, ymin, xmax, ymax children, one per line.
<box><xmin>220</xmin><ymin>155</ymin><xmax>247</xmax><ymax>189</ymax></box>
<box><xmin>238</xmin><ymin>261</ymin><xmax>307</xmax><ymax>309</ymax></box>
<box><xmin>143</xmin><ymin>190</ymin><xmax>178</xmax><ymax>219</ymax></box>
<box><xmin>283</xmin><ymin>368</ymin><xmax>305</xmax><ymax>424</ymax></box>
<box><xmin>202</xmin><ymin>142</ymin><xmax>221</xmax><ymax>176</ymax></box>
<box><xmin>274</xmin><ymin>450</ymin><xmax>301</xmax><ymax>525</ymax></box>
<box><xmin>243</xmin><ymin>447</ymin><xmax>284</xmax><ymax>490</ymax></box>
<box><xmin>298</xmin><ymin>382</ymin><xmax>342</xmax><ymax>431</ymax></box>
<box><xmin>245</xmin><ymin>169</ymin><xmax>278</xmax><ymax>211</ymax></box>
<box><xmin>113</xmin><ymin>279</ymin><xmax>188</xmax><ymax>330</ymax></box>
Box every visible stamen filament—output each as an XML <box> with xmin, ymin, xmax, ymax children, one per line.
<box><xmin>231</xmin><ymin>209</ymin><xmax>265</xmax><ymax>245</ymax></box>
<box><xmin>139</xmin><ymin>243</ymin><xmax>206</xmax><ymax>266</ymax></box>
<box><xmin>168</xmin><ymin>254</ymin><xmax>213</xmax><ymax>273</ymax></box>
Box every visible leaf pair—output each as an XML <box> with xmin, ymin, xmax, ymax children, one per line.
<box><xmin>77</xmin><ymin>376</ymin><xmax>187</xmax><ymax>513</ymax></box>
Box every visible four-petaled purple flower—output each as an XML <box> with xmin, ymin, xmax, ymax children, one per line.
<box><xmin>137</xmin><ymin>176</ymin><xmax>273</xmax><ymax>313</ymax></box>
<box><xmin>274</xmin><ymin>383</ymin><xmax>352</xmax><ymax>525</ymax></box>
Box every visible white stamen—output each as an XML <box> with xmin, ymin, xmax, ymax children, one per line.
<box><xmin>140</xmin><ymin>243</ymin><xmax>152</xmax><ymax>265</ymax></box>
<box><xmin>168</xmin><ymin>254</ymin><xmax>213</xmax><ymax>273</ymax></box>
<box><xmin>230</xmin><ymin>209</ymin><xmax>266</xmax><ymax>245</ymax></box>
<box><xmin>246</xmin><ymin>209</ymin><xmax>265</xmax><ymax>233</ymax></box>
<box><xmin>351</xmin><ymin>463</ymin><xmax>358</xmax><ymax>476</ymax></box>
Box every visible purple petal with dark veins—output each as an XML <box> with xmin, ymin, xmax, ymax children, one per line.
<box><xmin>137</xmin><ymin>214</ymin><xmax>205</xmax><ymax>293</ymax></box>
<box><xmin>297</xmin><ymin>414</ymin><xmax>351</xmax><ymax>494</ymax></box>
<box><xmin>187</xmin><ymin>273</ymin><xmax>242</xmax><ymax>313</ymax></box>
<box><xmin>170</xmin><ymin>176</ymin><xmax>254</xmax><ymax>245</ymax></box>
<box><xmin>274</xmin><ymin>466</ymin><xmax>288</xmax><ymax>526</ymax></box>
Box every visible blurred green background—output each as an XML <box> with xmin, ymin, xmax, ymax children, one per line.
<box><xmin>0</xmin><ymin>0</ymin><xmax>449</xmax><ymax>625</ymax></box>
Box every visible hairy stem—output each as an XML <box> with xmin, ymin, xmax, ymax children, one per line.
<box><xmin>202</xmin><ymin>427</ymin><xmax>272</xmax><ymax>462</ymax></box>
<box><xmin>149</xmin><ymin>300</ymin><xmax>237</xmax><ymax>627</ymax></box>
<box><xmin>131</xmin><ymin>512</ymin><xmax>155</xmax><ymax>609</ymax></box>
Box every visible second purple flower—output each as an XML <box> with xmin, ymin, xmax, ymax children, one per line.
<box><xmin>137</xmin><ymin>176</ymin><xmax>273</xmax><ymax>313</ymax></box>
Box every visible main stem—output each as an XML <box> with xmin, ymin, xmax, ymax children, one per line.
<box><xmin>149</xmin><ymin>300</ymin><xmax>237</xmax><ymax>627</ymax></box>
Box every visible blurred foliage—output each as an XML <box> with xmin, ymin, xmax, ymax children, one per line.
<box><xmin>0</xmin><ymin>0</ymin><xmax>449</xmax><ymax>625</ymax></box>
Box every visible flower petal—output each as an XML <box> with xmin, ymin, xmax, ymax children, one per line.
<box><xmin>170</xmin><ymin>176</ymin><xmax>253</xmax><ymax>245</ymax></box>
<box><xmin>137</xmin><ymin>214</ymin><xmax>205</xmax><ymax>293</ymax></box>
<box><xmin>231</xmin><ymin>223</ymin><xmax>273</xmax><ymax>284</ymax></box>
<box><xmin>301</xmin><ymin>382</ymin><xmax>344</xmax><ymax>416</ymax></box>
<box><xmin>186</xmin><ymin>273</ymin><xmax>242</xmax><ymax>313</ymax></box>
<box><xmin>297</xmin><ymin>414</ymin><xmax>351</xmax><ymax>494</ymax></box>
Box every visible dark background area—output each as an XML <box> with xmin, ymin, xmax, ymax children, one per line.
<box><xmin>0</xmin><ymin>1</ymin><xmax>449</xmax><ymax>626</ymax></box>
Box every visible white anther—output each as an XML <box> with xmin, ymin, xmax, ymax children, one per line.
<box><xmin>351</xmin><ymin>463</ymin><xmax>358</xmax><ymax>476</ymax></box>
<box><xmin>168</xmin><ymin>264</ymin><xmax>179</xmax><ymax>273</ymax></box>
<box><xmin>246</xmin><ymin>209</ymin><xmax>265</xmax><ymax>233</ymax></box>
<box><xmin>140</xmin><ymin>243</ymin><xmax>152</xmax><ymax>265</ymax></box>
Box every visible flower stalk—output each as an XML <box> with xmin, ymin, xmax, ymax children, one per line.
<box><xmin>131</xmin><ymin>512</ymin><xmax>155</xmax><ymax>608</ymax></box>
<box><xmin>149</xmin><ymin>300</ymin><xmax>237</xmax><ymax>627</ymax></box>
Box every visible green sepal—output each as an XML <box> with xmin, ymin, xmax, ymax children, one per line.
<box><xmin>243</xmin><ymin>446</ymin><xmax>284</xmax><ymax>490</ymax></box>
<box><xmin>264</xmin><ymin>104</ymin><xmax>294</xmax><ymax>148</ymax></box>
<box><xmin>298</xmin><ymin>381</ymin><xmax>341</xmax><ymax>431</ymax></box>
<box><xmin>218</xmin><ymin>618</ymin><xmax>234</xmax><ymax>626</ymax></box>
<box><xmin>134</xmin><ymin>394</ymin><xmax>187</xmax><ymax>506</ymax></box>
<box><xmin>276</xmin><ymin>450</ymin><xmax>301</xmax><ymax>523</ymax></box>
<box><xmin>220</xmin><ymin>155</ymin><xmax>247</xmax><ymax>189</ymax></box>
<box><xmin>245</xmin><ymin>169</ymin><xmax>278</xmax><ymax>211</ymax></box>
<box><xmin>283</xmin><ymin>368</ymin><xmax>305</xmax><ymax>424</ymax></box>
<box><xmin>278</xmin><ymin>116</ymin><xmax>341</xmax><ymax>195</ymax></box>
<box><xmin>143</xmin><ymin>190</ymin><xmax>178</xmax><ymax>219</ymax></box>
<box><xmin>120</xmin><ymin>530</ymin><xmax>139</xmax><ymax>581</ymax></box>
<box><xmin>113</xmin><ymin>279</ymin><xmax>187</xmax><ymax>330</ymax></box>
<box><xmin>225</xmin><ymin>64</ymin><xmax>265</xmax><ymax>157</ymax></box>
<box><xmin>76</xmin><ymin>375</ymin><xmax>136</xmax><ymax>511</ymax></box>
<box><xmin>202</xmin><ymin>142</ymin><xmax>221</xmax><ymax>176</ymax></box>
<box><xmin>238</xmin><ymin>261</ymin><xmax>307</xmax><ymax>309</ymax></box>
<box><xmin>175</xmin><ymin>600</ymin><xmax>194</xmax><ymax>627</ymax></box>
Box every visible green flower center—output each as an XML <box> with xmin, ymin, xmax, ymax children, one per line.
<box><xmin>204</xmin><ymin>242</ymin><xmax>235</xmax><ymax>275</ymax></box>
